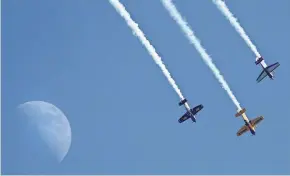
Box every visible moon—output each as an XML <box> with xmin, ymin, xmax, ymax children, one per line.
<box><xmin>18</xmin><ymin>101</ymin><xmax>71</xmax><ymax>163</ymax></box>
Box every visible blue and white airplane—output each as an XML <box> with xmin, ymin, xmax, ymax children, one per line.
<box><xmin>255</xmin><ymin>57</ymin><xmax>280</xmax><ymax>83</ymax></box>
<box><xmin>178</xmin><ymin>99</ymin><xmax>203</xmax><ymax>123</ymax></box>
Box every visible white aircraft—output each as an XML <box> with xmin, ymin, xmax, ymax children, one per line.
<box><xmin>235</xmin><ymin>108</ymin><xmax>264</xmax><ymax>136</ymax></box>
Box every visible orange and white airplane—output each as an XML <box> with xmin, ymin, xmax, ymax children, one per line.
<box><xmin>235</xmin><ymin>108</ymin><xmax>264</xmax><ymax>136</ymax></box>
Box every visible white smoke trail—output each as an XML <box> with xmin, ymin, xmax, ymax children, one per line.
<box><xmin>109</xmin><ymin>0</ymin><xmax>185</xmax><ymax>101</ymax></box>
<box><xmin>161</xmin><ymin>0</ymin><xmax>242</xmax><ymax>110</ymax></box>
<box><xmin>213</xmin><ymin>0</ymin><xmax>261</xmax><ymax>58</ymax></box>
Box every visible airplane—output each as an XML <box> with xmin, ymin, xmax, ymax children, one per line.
<box><xmin>178</xmin><ymin>99</ymin><xmax>203</xmax><ymax>123</ymax></box>
<box><xmin>255</xmin><ymin>56</ymin><xmax>280</xmax><ymax>83</ymax></box>
<box><xmin>235</xmin><ymin>108</ymin><xmax>264</xmax><ymax>136</ymax></box>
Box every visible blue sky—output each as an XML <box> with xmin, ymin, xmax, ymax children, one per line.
<box><xmin>2</xmin><ymin>0</ymin><xmax>290</xmax><ymax>174</ymax></box>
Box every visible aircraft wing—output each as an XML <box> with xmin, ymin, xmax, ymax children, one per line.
<box><xmin>256</xmin><ymin>70</ymin><xmax>268</xmax><ymax>83</ymax></box>
<box><xmin>266</xmin><ymin>62</ymin><xmax>280</xmax><ymax>73</ymax></box>
<box><xmin>237</xmin><ymin>125</ymin><xmax>249</xmax><ymax>136</ymax></box>
<box><xmin>178</xmin><ymin>112</ymin><xmax>190</xmax><ymax>123</ymax></box>
<box><xmin>190</xmin><ymin>104</ymin><xmax>203</xmax><ymax>115</ymax></box>
<box><xmin>251</xmin><ymin>116</ymin><xmax>264</xmax><ymax>126</ymax></box>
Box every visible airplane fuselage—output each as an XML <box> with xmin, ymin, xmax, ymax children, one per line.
<box><xmin>259</xmin><ymin>59</ymin><xmax>274</xmax><ymax>79</ymax></box>
<box><xmin>184</xmin><ymin>102</ymin><xmax>191</xmax><ymax>112</ymax></box>
<box><xmin>241</xmin><ymin>113</ymin><xmax>256</xmax><ymax>135</ymax></box>
<box><xmin>184</xmin><ymin>102</ymin><xmax>196</xmax><ymax>122</ymax></box>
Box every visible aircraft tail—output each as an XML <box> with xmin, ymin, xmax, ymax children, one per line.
<box><xmin>179</xmin><ymin>99</ymin><xmax>187</xmax><ymax>106</ymax></box>
<box><xmin>255</xmin><ymin>57</ymin><xmax>263</xmax><ymax>65</ymax></box>
<box><xmin>235</xmin><ymin>108</ymin><xmax>246</xmax><ymax>117</ymax></box>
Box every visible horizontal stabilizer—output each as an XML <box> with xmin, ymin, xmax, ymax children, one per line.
<box><xmin>255</xmin><ymin>57</ymin><xmax>264</xmax><ymax>65</ymax></box>
<box><xmin>235</xmin><ymin>108</ymin><xmax>246</xmax><ymax>117</ymax></box>
<box><xmin>179</xmin><ymin>99</ymin><xmax>187</xmax><ymax>106</ymax></box>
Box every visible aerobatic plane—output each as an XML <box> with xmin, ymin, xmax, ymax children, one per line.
<box><xmin>235</xmin><ymin>108</ymin><xmax>264</xmax><ymax>136</ymax></box>
<box><xmin>178</xmin><ymin>99</ymin><xmax>203</xmax><ymax>123</ymax></box>
<box><xmin>255</xmin><ymin>57</ymin><xmax>280</xmax><ymax>83</ymax></box>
